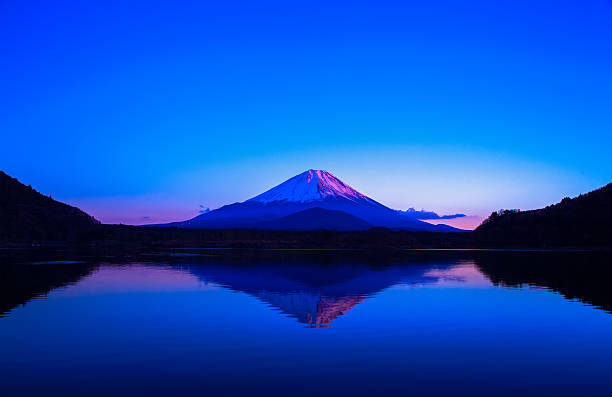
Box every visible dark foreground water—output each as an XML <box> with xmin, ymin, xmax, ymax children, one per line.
<box><xmin>1</xmin><ymin>250</ymin><xmax>612</xmax><ymax>396</ymax></box>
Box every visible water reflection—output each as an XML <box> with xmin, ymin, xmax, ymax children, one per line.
<box><xmin>185</xmin><ymin>259</ymin><xmax>489</xmax><ymax>327</ymax></box>
<box><xmin>2</xmin><ymin>251</ymin><xmax>611</xmax><ymax>325</ymax></box>
<box><xmin>474</xmin><ymin>252</ymin><xmax>612</xmax><ymax>313</ymax></box>
<box><xmin>0</xmin><ymin>261</ymin><xmax>97</xmax><ymax>317</ymax></box>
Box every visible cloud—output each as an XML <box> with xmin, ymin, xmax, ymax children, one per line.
<box><xmin>396</xmin><ymin>208</ymin><xmax>466</xmax><ymax>220</ymax></box>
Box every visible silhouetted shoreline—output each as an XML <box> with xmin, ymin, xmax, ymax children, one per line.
<box><xmin>3</xmin><ymin>224</ymin><xmax>612</xmax><ymax>251</ymax></box>
<box><xmin>2</xmin><ymin>170</ymin><xmax>611</xmax><ymax>249</ymax></box>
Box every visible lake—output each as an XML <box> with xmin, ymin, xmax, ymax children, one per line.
<box><xmin>1</xmin><ymin>249</ymin><xmax>611</xmax><ymax>396</ymax></box>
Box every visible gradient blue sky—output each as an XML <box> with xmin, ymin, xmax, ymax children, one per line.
<box><xmin>2</xmin><ymin>0</ymin><xmax>611</xmax><ymax>228</ymax></box>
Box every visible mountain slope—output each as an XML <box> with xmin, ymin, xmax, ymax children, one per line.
<box><xmin>0</xmin><ymin>171</ymin><xmax>100</xmax><ymax>242</ymax></box>
<box><xmin>259</xmin><ymin>207</ymin><xmax>372</xmax><ymax>231</ymax></box>
<box><xmin>474</xmin><ymin>183</ymin><xmax>612</xmax><ymax>247</ymax></box>
<box><xmin>172</xmin><ymin>169</ymin><xmax>463</xmax><ymax>232</ymax></box>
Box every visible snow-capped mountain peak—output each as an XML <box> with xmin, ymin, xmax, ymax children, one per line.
<box><xmin>163</xmin><ymin>169</ymin><xmax>463</xmax><ymax>232</ymax></box>
<box><xmin>247</xmin><ymin>169</ymin><xmax>372</xmax><ymax>204</ymax></box>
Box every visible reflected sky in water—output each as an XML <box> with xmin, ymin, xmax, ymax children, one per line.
<box><xmin>1</xmin><ymin>251</ymin><xmax>612</xmax><ymax>396</ymax></box>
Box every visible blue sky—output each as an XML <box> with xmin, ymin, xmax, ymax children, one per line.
<box><xmin>1</xmin><ymin>0</ymin><xmax>611</xmax><ymax>227</ymax></box>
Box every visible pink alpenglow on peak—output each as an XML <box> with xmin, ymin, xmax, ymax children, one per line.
<box><xmin>248</xmin><ymin>169</ymin><xmax>373</xmax><ymax>204</ymax></box>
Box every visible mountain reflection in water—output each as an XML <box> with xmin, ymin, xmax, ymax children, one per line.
<box><xmin>185</xmin><ymin>259</ymin><xmax>489</xmax><ymax>327</ymax></box>
<box><xmin>1</xmin><ymin>251</ymin><xmax>611</xmax><ymax>325</ymax></box>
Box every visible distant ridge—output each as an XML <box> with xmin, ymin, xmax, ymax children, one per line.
<box><xmin>474</xmin><ymin>183</ymin><xmax>612</xmax><ymax>247</ymax></box>
<box><xmin>259</xmin><ymin>207</ymin><xmax>372</xmax><ymax>231</ymax></box>
<box><xmin>167</xmin><ymin>169</ymin><xmax>464</xmax><ymax>232</ymax></box>
<box><xmin>0</xmin><ymin>171</ymin><xmax>99</xmax><ymax>242</ymax></box>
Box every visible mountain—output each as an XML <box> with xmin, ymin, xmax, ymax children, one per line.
<box><xmin>169</xmin><ymin>169</ymin><xmax>463</xmax><ymax>232</ymax></box>
<box><xmin>474</xmin><ymin>183</ymin><xmax>612</xmax><ymax>247</ymax></box>
<box><xmin>0</xmin><ymin>171</ymin><xmax>100</xmax><ymax>242</ymax></box>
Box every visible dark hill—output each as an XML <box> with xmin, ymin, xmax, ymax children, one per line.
<box><xmin>259</xmin><ymin>207</ymin><xmax>372</xmax><ymax>231</ymax></box>
<box><xmin>0</xmin><ymin>171</ymin><xmax>100</xmax><ymax>242</ymax></box>
<box><xmin>474</xmin><ymin>183</ymin><xmax>612</xmax><ymax>247</ymax></box>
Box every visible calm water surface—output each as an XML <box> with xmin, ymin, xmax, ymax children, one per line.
<box><xmin>1</xmin><ymin>250</ymin><xmax>611</xmax><ymax>396</ymax></box>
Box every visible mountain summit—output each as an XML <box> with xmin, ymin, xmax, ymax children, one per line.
<box><xmin>164</xmin><ymin>169</ymin><xmax>463</xmax><ymax>232</ymax></box>
<box><xmin>248</xmin><ymin>169</ymin><xmax>373</xmax><ymax>204</ymax></box>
